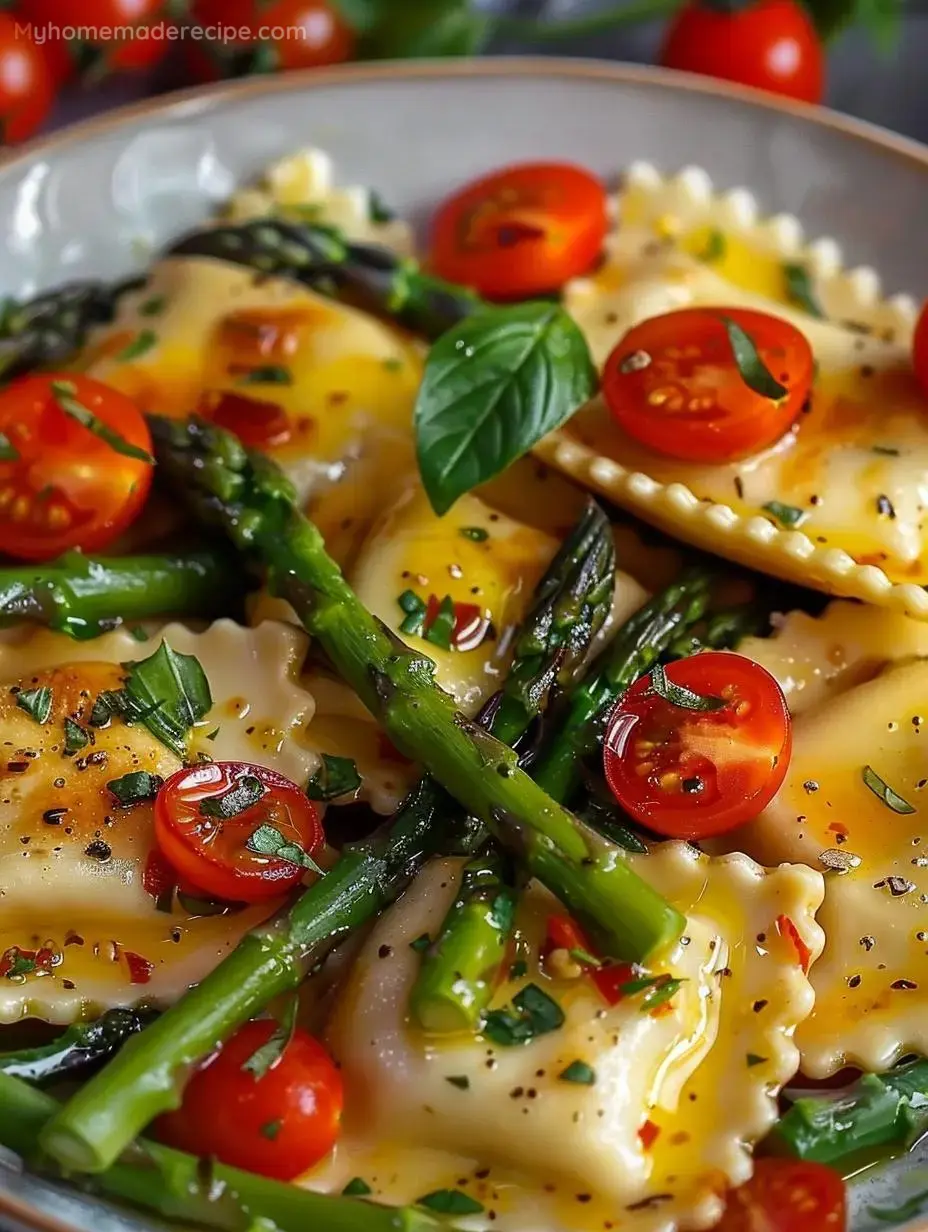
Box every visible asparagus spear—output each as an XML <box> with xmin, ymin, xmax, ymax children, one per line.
<box><xmin>168</xmin><ymin>219</ymin><xmax>482</xmax><ymax>341</ymax></box>
<box><xmin>0</xmin><ymin>546</ymin><xmax>242</xmax><ymax>638</ymax></box>
<box><xmin>0</xmin><ymin>1073</ymin><xmax>464</xmax><ymax>1232</ymax></box>
<box><xmin>664</xmin><ymin>604</ymin><xmax>765</xmax><ymax>660</ymax></box>
<box><xmin>0</xmin><ymin>1009</ymin><xmax>154</xmax><ymax>1086</ymax></box>
<box><xmin>768</xmin><ymin>1060</ymin><xmax>928</xmax><ymax>1170</ymax></box>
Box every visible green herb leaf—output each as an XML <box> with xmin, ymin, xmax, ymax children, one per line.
<box><xmin>509</xmin><ymin>958</ymin><xmax>528</xmax><ymax>980</ymax></box>
<box><xmin>236</xmin><ymin>364</ymin><xmax>292</xmax><ymax>386</ymax></box>
<box><xmin>397</xmin><ymin>589</ymin><xmax>427</xmax><ymax>637</ymax></box>
<box><xmin>872</xmin><ymin>444</ymin><xmax>900</xmax><ymax>457</ymax></box>
<box><xmin>242</xmin><ymin>997</ymin><xmax>298</xmax><ymax>1081</ymax></box>
<box><xmin>445</xmin><ymin>1075</ymin><xmax>470</xmax><ymax>1090</ymax></box>
<box><xmin>0</xmin><ymin>431</ymin><xmax>18</xmax><ymax>460</ymax></box>
<box><xmin>698</xmin><ymin>229</ymin><xmax>726</xmax><ymax>262</ymax></box>
<box><xmin>762</xmin><ymin>500</ymin><xmax>808</xmax><ymax>529</ymax></box>
<box><xmin>107</xmin><ymin>771</ymin><xmax>164</xmax><ymax>806</ymax></box>
<box><xmin>416</xmin><ymin>1189</ymin><xmax>485</xmax><ymax>1216</ymax></box>
<box><xmin>15</xmin><ymin>686</ymin><xmax>53</xmax><ymax>724</ymax></box>
<box><xmin>89</xmin><ymin>689</ymin><xmax>130</xmax><ymax>727</ymax></box>
<box><xmin>640</xmin><ymin>976</ymin><xmax>684</xmax><ymax>1012</ymax></box>
<box><xmin>138</xmin><ymin>294</ymin><xmax>166</xmax><ymax>317</ymax></box>
<box><xmin>649</xmin><ymin>663</ymin><xmax>725</xmax><ymax>712</ymax></box>
<box><xmin>368</xmin><ymin>189</ymin><xmax>396</xmax><ymax>224</ymax></box>
<box><xmin>130</xmin><ymin>626</ymin><xmax>149</xmax><ymax>642</ymax></box>
<box><xmin>559</xmin><ymin>1060</ymin><xmax>596</xmax><ymax>1085</ymax></box>
<box><xmin>746</xmin><ymin>1053</ymin><xmax>767</xmax><ymax>1067</ymax></box>
<box><xmin>862</xmin><ymin>764</ymin><xmax>916</xmax><ymax>814</ymax></box>
<box><xmin>246</xmin><ymin>823</ymin><xmax>323</xmax><ymax>873</ymax></box>
<box><xmin>409</xmin><ymin>933</ymin><xmax>431</xmax><ymax>954</ymax></box>
<box><xmin>50</xmin><ymin>379</ymin><xmax>155</xmax><ymax>464</ymax></box>
<box><xmin>63</xmin><ymin>718</ymin><xmax>89</xmax><ymax>755</ymax></box>
<box><xmin>718</xmin><ymin>315</ymin><xmax>788</xmax><ymax>401</ymax></box>
<box><xmin>200</xmin><ymin>773</ymin><xmax>266</xmax><ymax>820</ymax></box>
<box><xmin>425</xmin><ymin>594</ymin><xmax>455</xmax><ymax>650</ymax></box>
<box><xmin>122</xmin><ymin>641</ymin><xmax>212</xmax><ymax>757</ymax></box>
<box><xmin>306</xmin><ymin>754</ymin><xmax>362</xmax><ymax>802</ymax></box>
<box><xmin>259</xmin><ymin>1118</ymin><xmax>282</xmax><ymax>1140</ymax></box>
<box><xmin>568</xmin><ymin>946</ymin><xmax>602</xmax><ymax>968</ymax></box>
<box><xmin>459</xmin><ymin>526</ymin><xmax>489</xmax><ymax>542</ymax></box>
<box><xmin>783</xmin><ymin>263</ymin><xmax>825</xmax><ymax>318</ymax></box>
<box><xmin>115</xmin><ymin>329</ymin><xmax>158</xmax><ymax>361</ymax></box>
<box><xmin>415</xmin><ymin>302</ymin><xmax>597</xmax><ymax>515</ymax></box>
<box><xmin>482</xmin><ymin>982</ymin><xmax>565</xmax><ymax>1047</ymax></box>
<box><xmin>868</xmin><ymin>1187</ymin><xmax>928</xmax><ymax>1224</ymax></box>
<box><xmin>342</xmin><ymin>1177</ymin><xmax>373</xmax><ymax>1197</ymax></box>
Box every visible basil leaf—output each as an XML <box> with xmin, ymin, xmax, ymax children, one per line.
<box><xmin>762</xmin><ymin>500</ymin><xmax>808</xmax><ymax>529</ymax></box>
<box><xmin>107</xmin><ymin>771</ymin><xmax>164</xmax><ymax>806</ymax></box>
<box><xmin>241</xmin><ymin>997</ymin><xmax>298</xmax><ymax>1080</ymax></box>
<box><xmin>342</xmin><ymin>1177</ymin><xmax>373</xmax><ymax>1196</ymax></box>
<box><xmin>482</xmin><ymin>982</ymin><xmax>564</xmax><ymax>1047</ymax></box>
<box><xmin>306</xmin><ymin>754</ymin><xmax>362</xmax><ymax>802</ymax></box>
<box><xmin>49</xmin><ymin>380</ymin><xmax>155</xmax><ymax>464</ymax></box>
<box><xmin>200</xmin><ymin>773</ymin><xmax>266</xmax><ymax>820</ymax></box>
<box><xmin>115</xmin><ymin>329</ymin><xmax>158</xmax><ymax>361</ymax></box>
<box><xmin>559</xmin><ymin>1060</ymin><xmax>596</xmax><ymax>1085</ymax></box>
<box><xmin>63</xmin><ymin>718</ymin><xmax>89</xmax><ymax>755</ymax></box>
<box><xmin>698</xmin><ymin>229</ymin><xmax>726</xmax><ymax>262</ymax></box>
<box><xmin>415</xmin><ymin>302</ymin><xmax>597</xmax><ymax>515</ymax></box>
<box><xmin>122</xmin><ymin>641</ymin><xmax>213</xmax><ymax>757</ymax></box>
<box><xmin>416</xmin><ymin>1190</ymin><xmax>485</xmax><ymax>1216</ymax></box>
<box><xmin>862</xmin><ymin>764</ymin><xmax>916</xmax><ymax>814</ymax></box>
<box><xmin>783</xmin><ymin>263</ymin><xmax>824</xmax><ymax>318</ymax></box>
<box><xmin>15</xmin><ymin>686</ymin><xmax>53</xmax><ymax>724</ymax></box>
<box><xmin>0</xmin><ymin>431</ymin><xmax>18</xmax><ymax>460</ymax></box>
<box><xmin>649</xmin><ymin>663</ymin><xmax>725</xmax><ymax>712</ymax></box>
<box><xmin>246</xmin><ymin>823</ymin><xmax>323</xmax><ymax>873</ymax></box>
<box><xmin>236</xmin><ymin>365</ymin><xmax>292</xmax><ymax>386</ymax></box>
<box><xmin>717</xmin><ymin>316</ymin><xmax>788</xmax><ymax>401</ymax></box>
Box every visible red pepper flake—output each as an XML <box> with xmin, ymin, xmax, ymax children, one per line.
<box><xmin>776</xmin><ymin>914</ymin><xmax>812</xmax><ymax>973</ymax></box>
<box><xmin>204</xmin><ymin>391</ymin><xmax>291</xmax><ymax>450</ymax></box>
<box><xmin>124</xmin><ymin>951</ymin><xmax>154</xmax><ymax>985</ymax></box>
<box><xmin>638</xmin><ymin>1119</ymin><xmax>661</xmax><ymax>1150</ymax></box>
<box><xmin>422</xmin><ymin>594</ymin><xmax>491</xmax><ymax>653</ymax></box>
<box><xmin>0</xmin><ymin>946</ymin><xmax>41</xmax><ymax>979</ymax></box>
<box><xmin>545</xmin><ymin>914</ymin><xmax>637</xmax><ymax>1006</ymax></box>
<box><xmin>828</xmin><ymin>822</ymin><xmax>849</xmax><ymax>839</ymax></box>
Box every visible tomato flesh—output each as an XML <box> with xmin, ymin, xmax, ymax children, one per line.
<box><xmin>203</xmin><ymin>391</ymin><xmax>292</xmax><ymax>450</ymax></box>
<box><xmin>0</xmin><ymin>374</ymin><xmax>153</xmax><ymax>561</ymax></box>
<box><xmin>715</xmin><ymin>1158</ymin><xmax>846</xmax><ymax>1231</ymax></box>
<box><xmin>602</xmin><ymin>307</ymin><xmax>814</xmax><ymax>464</ymax></box>
<box><xmin>154</xmin><ymin>761</ymin><xmax>323</xmax><ymax>904</ymax></box>
<box><xmin>914</xmin><ymin>301</ymin><xmax>928</xmax><ymax>399</ymax></box>
<box><xmin>429</xmin><ymin>161</ymin><xmax>609</xmax><ymax>300</ymax></box>
<box><xmin>156</xmin><ymin>1019</ymin><xmax>343</xmax><ymax>1181</ymax></box>
<box><xmin>603</xmin><ymin>652</ymin><xmax>791</xmax><ymax>839</ymax></box>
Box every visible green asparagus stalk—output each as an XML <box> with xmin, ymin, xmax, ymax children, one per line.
<box><xmin>664</xmin><ymin>604</ymin><xmax>765</xmax><ymax>660</ymax></box>
<box><xmin>168</xmin><ymin>219</ymin><xmax>482</xmax><ymax>341</ymax></box>
<box><xmin>0</xmin><ymin>1073</ymin><xmax>464</xmax><ymax>1232</ymax></box>
<box><xmin>0</xmin><ymin>1009</ymin><xmax>153</xmax><ymax>1086</ymax></box>
<box><xmin>767</xmin><ymin>1060</ymin><xmax>928</xmax><ymax>1170</ymax></box>
<box><xmin>0</xmin><ymin>546</ymin><xmax>242</xmax><ymax>638</ymax></box>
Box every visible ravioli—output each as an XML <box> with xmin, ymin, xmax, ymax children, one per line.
<box><xmin>315</xmin><ymin>846</ymin><xmax>823</xmax><ymax>1231</ymax></box>
<box><xmin>536</xmin><ymin>163</ymin><xmax>928</xmax><ymax>619</ymax></box>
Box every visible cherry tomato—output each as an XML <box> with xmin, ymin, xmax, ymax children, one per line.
<box><xmin>429</xmin><ymin>162</ymin><xmax>609</xmax><ymax>300</ymax></box>
<box><xmin>156</xmin><ymin>1019</ymin><xmax>343</xmax><ymax>1180</ymax></box>
<box><xmin>545</xmin><ymin>915</ymin><xmax>635</xmax><ymax>1005</ymax></box>
<box><xmin>28</xmin><ymin>0</ymin><xmax>175</xmax><ymax>80</ymax></box>
<box><xmin>715</xmin><ymin>1159</ymin><xmax>846</xmax><ymax>1231</ymax></box>
<box><xmin>0</xmin><ymin>374</ymin><xmax>153</xmax><ymax>562</ymax></box>
<box><xmin>914</xmin><ymin>301</ymin><xmax>928</xmax><ymax>399</ymax></box>
<box><xmin>660</xmin><ymin>0</ymin><xmax>825</xmax><ymax>106</ymax></box>
<box><xmin>188</xmin><ymin>0</ymin><xmax>354</xmax><ymax>80</ymax></box>
<box><xmin>154</xmin><ymin>761</ymin><xmax>323</xmax><ymax>904</ymax></box>
<box><xmin>0</xmin><ymin>14</ymin><xmax>55</xmax><ymax>144</ymax></box>
<box><xmin>603</xmin><ymin>652</ymin><xmax>791</xmax><ymax>840</ymax></box>
<box><xmin>602</xmin><ymin>307</ymin><xmax>814</xmax><ymax>464</ymax></box>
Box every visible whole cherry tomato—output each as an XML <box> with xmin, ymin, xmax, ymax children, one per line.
<box><xmin>603</xmin><ymin>652</ymin><xmax>792</xmax><ymax>839</ymax></box>
<box><xmin>156</xmin><ymin>1019</ymin><xmax>343</xmax><ymax>1180</ymax></box>
<box><xmin>914</xmin><ymin>300</ymin><xmax>928</xmax><ymax>399</ymax></box>
<box><xmin>661</xmin><ymin>0</ymin><xmax>825</xmax><ymax>105</ymax></box>
<box><xmin>27</xmin><ymin>0</ymin><xmax>176</xmax><ymax>81</ymax></box>
<box><xmin>187</xmin><ymin>0</ymin><xmax>355</xmax><ymax>79</ymax></box>
<box><xmin>602</xmin><ymin>307</ymin><xmax>814</xmax><ymax>464</ymax></box>
<box><xmin>429</xmin><ymin>161</ymin><xmax>610</xmax><ymax>300</ymax></box>
<box><xmin>715</xmin><ymin>1158</ymin><xmax>846</xmax><ymax>1231</ymax></box>
<box><xmin>0</xmin><ymin>14</ymin><xmax>55</xmax><ymax>144</ymax></box>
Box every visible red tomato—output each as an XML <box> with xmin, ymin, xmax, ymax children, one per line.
<box><xmin>188</xmin><ymin>0</ymin><xmax>354</xmax><ymax>80</ymax></box>
<box><xmin>603</xmin><ymin>652</ymin><xmax>791</xmax><ymax>839</ymax></box>
<box><xmin>0</xmin><ymin>14</ymin><xmax>55</xmax><ymax>144</ymax></box>
<box><xmin>156</xmin><ymin>1019</ymin><xmax>343</xmax><ymax>1180</ymax></box>
<box><xmin>715</xmin><ymin>1158</ymin><xmax>846</xmax><ymax>1231</ymax></box>
<box><xmin>602</xmin><ymin>307</ymin><xmax>814</xmax><ymax>464</ymax></box>
<box><xmin>0</xmin><ymin>374</ymin><xmax>153</xmax><ymax>561</ymax></box>
<box><xmin>154</xmin><ymin>761</ymin><xmax>323</xmax><ymax>904</ymax></box>
<box><xmin>914</xmin><ymin>301</ymin><xmax>928</xmax><ymax>399</ymax></box>
<box><xmin>660</xmin><ymin>0</ymin><xmax>825</xmax><ymax>106</ymax></box>
<box><xmin>28</xmin><ymin>0</ymin><xmax>175</xmax><ymax>79</ymax></box>
<box><xmin>545</xmin><ymin>915</ymin><xmax>635</xmax><ymax>1006</ymax></box>
<box><xmin>429</xmin><ymin>162</ymin><xmax>609</xmax><ymax>300</ymax></box>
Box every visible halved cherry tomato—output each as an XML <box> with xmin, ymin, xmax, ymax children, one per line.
<box><xmin>914</xmin><ymin>300</ymin><xmax>928</xmax><ymax>399</ymax></box>
<box><xmin>429</xmin><ymin>162</ymin><xmax>609</xmax><ymax>300</ymax></box>
<box><xmin>156</xmin><ymin>1019</ymin><xmax>343</xmax><ymax>1181</ymax></box>
<box><xmin>603</xmin><ymin>652</ymin><xmax>791</xmax><ymax>839</ymax></box>
<box><xmin>154</xmin><ymin>761</ymin><xmax>323</xmax><ymax>904</ymax></box>
<box><xmin>545</xmin><ymin>914</ymin><xmax>635</xmax><ymax>1006</ymax></box>
<box><xmin>715</xmin><ymin>1158</ymin><xmax>846</xmax><ymax>1231</ymax></box>
<box><xmin>0</xmin><ymin>373</ymin><xmax>153</xmax><ymax>562</ymax></box>
<box><xmin>602</xmin><ymin>307</ymin><xmax>814</xmax><ymax>464</ymax></box>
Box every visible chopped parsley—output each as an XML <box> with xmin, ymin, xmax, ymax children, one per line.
<box><xmin>783</xmin><ymin>263</ymin><xmax>825</xmax><ymax>318</ymax></box>
<box><xmin>15</xmin><ymin>686</ymin><xmax>53</xmax><ymax>724</ymax></box>
<box><xmin>762</xmin><ymin>500</ymin><xmax>808</xmax><ymax>529</ymax></box>
<box><xmin>424</xmin><ymin>595</ymin><xmax>455</xmax><ymax>650</ymax></box>
<box><xmin>459</xmin><ymin>526</ymin><xmax>489</xmax><ymax>542</ymax></box>
<box><xmin>342</xmin><ymin>1177</ymin><xmax>373</xmax><ymax>1197</ymax></box>
<box><xmin>115</xmin><ymin>329</ymin><xmax>158</xmax><ymax>361</ymax></box>
<box><xmin>416</xmin><ymin>1190</ymin><xmax>484</xmax><ymax>1216</ymax></box>
<box><xmin>746</xmin><ymin>1053</ymin><xmax>767</xmax><ymax>1067</ymax></box>
<box><xmin>862</xmin><ymin>764</ymin><xmax>916</xmax><ymax>814</ymax></box>
<box><xmin>107</xmin><ymin>771</ymin><xmax>164</xmax><ymax>806</ymax></box>
<box><xmin>259</xmin><ymin>1119</ymin><xmax>283</xmax><ymax>1140</ymax></box>
<box><xmin>50</xmin><ymin>379</ymin><xmax>154</xmax><ymax>464</ymax></box>
<box><xmin>482</xmin><ymin>983</ymin><xmax>564</xmax><ymax>1047</ymax></box>
<box><xmin>236</xmin><ymin>364</ymin><xmax>293</xmax><ymax>386</ymax></box>
<box><xmin>306</xmin><ymin>754</ymin><xmax>361</xmax><ymax>802</ymax></box>
<box><xmin>559</xmin><ymin>1060</ymin><xmax>596</xmax><ymax>1085</ymax></box>
<box><xmin>63</xmin><ymin>717</ymin><xmax>89</xmax><ymax>755</ymax></box>
<box><xmin>200</xmin><ymin>773</ymin><xmax>266</xmax><ymax>820</ymax></box>
<box><xmin>397</xmin><ymin>589</ymin><xmax>427</xmax><ymax>637</ymax></box>
<box><xmin>697</xmin><ymin>229</ymin><xmax>726</xmax><ymax>262</ymax></box>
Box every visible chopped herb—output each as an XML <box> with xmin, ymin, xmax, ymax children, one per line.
<box><xmin>482</xmin><ymin>982</ymin><xmax>564</xmax><ymax>1047</ymax></box>
<box><xmin>236</xmin><ymin>364</ymin><xmax>293</xmax><ymax>386</ymax></box>
<box><xmin>509</xmin><ymin>958</ymin><xmax>528</xmax><ymax>979</ymax></box>
<box><xmin>459</xmin><ymin>526</ymin><xmax>489</xmax><ymax>542</ymax></box>
<box><xmin>409</xmin><ymin>933</ymin><xmax>431</xmax><ymax>954</ymax></box>
<box><xmin>718</xmin><ymin>316</ymin><xmax>788</xmax><ymax>401</ymax></box>
<box><xmin>205</xmin><ymin>727</ymin><xmax>219</xmax><ymax>741</ymax></box>
<box><xmin>425</xmin><ymin>595</ymin><xmax>455</xmax><ymax>651</ymax></box>
<box><xmin>241</xmin><ymin>997</ymin><xmax>298</xmax><ymax>1080</ymax></box>
<box><xmin>342</xmin><ymin>1177</ymin><xmax>373</xmax><ymax>1197</ymax></box>
<box><xmin>138</xmin><ymin>294</ymin><xmax>166</xmax><ymax>317</ymax></box>
<box><xmin>872</xmin><ymin>444</ymin><xmax>900</xmax><ymax>457</ymax></box>
<box><xmin>107</xmin><ymin>771</ymin><xmax>164</xmax><ymax>806</ymax></box>
<box><xmin>397</xmin><ymin>589</ymin><xmax>427</xmax><ymax>637</ymax></box>
<box><xmin>382</xmin><ymin>356</ymin><xmax>403</xmax><ymax>372</ymax></box>
<box><xmin>246</xmin><ymin>823</ymin><xmax>322</xmax><ymax>873</ymax></box>
<box><xmin>63</xmin><ymin>718</ymin><xmax>89</xmax><ymax>755</ymax></box>
<box><xmin>649</xmin><ymin>662</ymin><xmax>724</xmax><ymax>712</ymax></box>
<box><xmin>568</xmin><ymin>947</ymin><xmax>602</xmax><ymax>968</ymax></box>
<box><xmin>746</xmin><ymin>1053</ymin><xmax>767</xmax><ymax>1067</ymax></box>
<box><xmin>200</xmin><ymin>773</ymin><xmax>266</xmax><ymax>820</ymax></box>
<box><xmin>416</xmin><ymin>1190</ymin><xmax>484</xmax><ymax>1216</ymax></box>
<box><xmin>559</xmin><ymin>1060</ymin><xmax>596</xmax><ymax>1085</ymax></box>
<box><xmin>176</xmin><ymin>890</ymin><xmax>245</xmax><ymax>918</ymax></box>
<box><xmin>50</xmin><ymin>379</ymin><xmax>154</xmax><ymax>464</ymax></box>
<box><xmin>306</xmin><ymin>754</ymin><xmax>362</xmax><ymax>802</ymax></box>
<box><xmin>640</xmin><ymin>977</ymin><xmax>684</xmax><ymax>1012</ymax></box>
<box><xmin>698</xmin><ymin>229</ymin><xmax>726</xmax><ymax>262</ymax></box>
<box><xmin>115</xmin><ymin>329</ymin><xmax>158</xmax><ymax>361</ymax></box>
<box><xmin>259</xmin><ymin>1118</ymin><xmax>283</xmax><ymax>1140</ymax></box>
<box><xmin>762</xmin><ymin>500</ymin><xmax>808</xmax><ymax>529</ymax></box>
<box><xmin>368</xmin><ymin>189</ymin><xmax>396</xmax><ymax>224</ymax></box>
<box><xmin>89</xmin><ymin>689</ymin><xmax>128</xmax><ymax>727</ymax></box>
<box><xmin>876</xmin><ymin>494</ymin><xmax>896</xmax><ymax>519</ymax></box>
<box><xmin>121</xmin><ymin>641</ymin><xmax>212</xmax><ymax>757</ymax></box>
<box><xmin>862</xmin><ymin>764</ymin><xmax>916</xmax><ymax>814</ymax></box>
<box><xmin>0</xmin><ymin>431</ymin><xmax>18</xmax><ymax>461</ymax></box>
<box><xmin>446</xmin><ymin>1075</ymin><xmax>470</xmax><ymax>1090</ymax></box>
<box><xmin>130</xmin><ymin>626</ymin><xmax>149</xmax><ymax>642</ymax></box>
<box><xmin>783</xmin><ymin>263</ymin><xmax>825</xmax><ymax>318</ymax></box>
<box><xmin>3</xmin><ymin>950</ymin><xmax>37</xmax><ymax>979</ymax></box>
<box><xmin>15</xmin><ymin>686</ymin><xmax>53</xmax><ymax>724</ymax></box>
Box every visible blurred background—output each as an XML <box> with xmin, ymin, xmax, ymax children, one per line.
<box><xmin>4</xmin><ymin>0</ymin><xmax>926</xmax><ymax>147</ymax></box>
